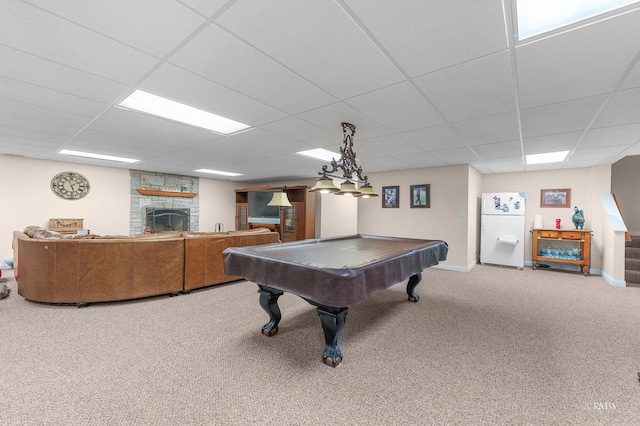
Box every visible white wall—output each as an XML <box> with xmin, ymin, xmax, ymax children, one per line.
<box><xmin>317</xmin><ymin>193</ymin><xmax>358</xmax><ymax>238</ymax></box>
<box><xmin>0</xmin><ymin>155</ymin><xmax>131</xmax><ymax>257</ymax></box>
<box><xmin>356</xmin><ymin>165</ymin><xmax>471</xmax><ymax>270</ymax></box>
<box><xmin>467</xmin><ymin>166</ymin><xmax>483</xmax><ymax>268</ymax></box>
<box><xmin>199</xmin><ymin>178</ymin><xmax>243</xmax><ymax>232</ymax></box>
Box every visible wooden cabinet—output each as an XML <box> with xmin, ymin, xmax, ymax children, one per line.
<box><xmin>235</xmin><ymin>192</ymin><xmax>249</xmax><ymax>231</ymax></box>
<box><xmin>531</xmin><ymin>228</ymin><xmax>591</xmax><ymax>275</ymax></box>
<box><xmin>236</xmin><ymin>203</ymin><xmax>249</xmax><ymax>231</ymax></box>
<box><xmin>235</xmin><ymin>186</ymin><xmax>315</xmax><ymax>241</ymax></box>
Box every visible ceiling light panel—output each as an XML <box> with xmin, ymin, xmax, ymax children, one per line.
<box><xmin>59</xmin><ymin>149</ymin><xmax>140</xmax><ymax>163</ymax></box>
<box><xmin>296</xmin><ymin>148</ymin><xmax>341</xmax><ymax>162</ymax></box>
<box><xmin>516</xmin><ymin>0</ymin><xmax>638</xmax><ymax>40</ymax></box>
<box><xmin>526</xmin><ymin>150</ymin><xmax>569</xmax><ymax>164</ymax></box>
<box><xmin>194</xmin><ymin>169</ymin><xmax>243</xmax><ymax>176</ymax></box>
<box><xmin>118</xmin><ymin>90</ymin><xmax>252</xmax><ymax>135</ymax></box>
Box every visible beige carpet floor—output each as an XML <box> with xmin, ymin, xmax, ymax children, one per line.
<box><xmin>1</xmin><ymin>265</ymin><xmax>639</xmax><ymax>425</ymax></box>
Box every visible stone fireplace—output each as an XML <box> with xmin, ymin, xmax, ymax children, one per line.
<box><xmin>130</xmin><ymin>171</ymin><xmax>199</xmax><ymax>236</ymax></box>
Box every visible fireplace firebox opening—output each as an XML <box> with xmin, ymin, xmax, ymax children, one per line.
<box><xmin>146</xmin><ymin>208</ymin><xmax>190</xmax><ymax>233</ymax></box>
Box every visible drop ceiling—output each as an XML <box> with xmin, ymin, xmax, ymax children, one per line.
<box><xmin>1</xmin><ymin>0</ymin><xmax>640</xmax><ymax>182</ymax></box>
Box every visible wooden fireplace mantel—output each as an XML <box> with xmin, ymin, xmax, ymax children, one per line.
<box><xmin>136</xmin><ymin>189</ymin><xmax>198</xmax><ymax>198</ymax></box>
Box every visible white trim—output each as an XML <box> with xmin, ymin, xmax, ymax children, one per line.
<box><xmin>600</xmin><ymin>270</ymin><xmax>626</xmax><ymax>287</ymax></box>
<box><xmin>433</xmin><ymin>264</ymin><xmax>472</xmax><ymax>273</ymax></box>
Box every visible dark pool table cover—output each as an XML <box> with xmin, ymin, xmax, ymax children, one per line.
<box><xmin>222</xmin><ymin>234</ymin><xmax>448</xmax><ymax>307</ymax></box>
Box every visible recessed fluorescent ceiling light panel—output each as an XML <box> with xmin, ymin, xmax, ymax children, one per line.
<box><xmin>517</xmin><ymin>0</ymin><xmax>638</xmax><ymax>40</ymax></box>
<box><xmin>194</xmin><ymin>169</ymin><xmax>243</xmax><ymax>177</ymax></box>
<box><xmin>526</xmin><ymin>150</ymin><xmax>569</xmax><ymax>165</ymax></box>
<box><xmin>118</xmin><ymin>90</ymin><xmax>252</xmax><ymax>135</ymax></box>
<box><xmin>296</xmin><ymin>148</ymin><xmax>341</xmax><ymax>162</ymax></box>
<box><xmin>59</xmin><ymin>149</ymin><xmax>140</xmax><ymax>163</ymax></box>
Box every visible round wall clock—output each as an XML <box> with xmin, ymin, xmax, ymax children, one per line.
<box><xmin>51</xmin><ymin>171</ymin><xmax>90</xmax><ymax>200</ymax></box>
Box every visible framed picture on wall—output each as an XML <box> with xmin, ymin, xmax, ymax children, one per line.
<box><xmin>382</xmin><ymin>186</ymin><xmax>399</xmax><ymax>208</ymax></box>
<box><xmin>410</xmin><ymin>184</ymin><xmax>430</xmax><ymax>208</ymax></box>
<box><xmin>540</xmin><ymin>188</ymin><xmax>571</xmax><ymax>208</ymax></box>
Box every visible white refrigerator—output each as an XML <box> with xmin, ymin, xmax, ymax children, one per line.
<box><xmin>480</xmin><ymin>192</ymin><xmax>526</xmax><ymax>268</ymax></box>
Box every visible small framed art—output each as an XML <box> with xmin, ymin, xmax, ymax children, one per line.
<box><xmin>382</xmin><ymin>186</ymin><xmax>399</xmax><ymax>208</ymax></box>
<box><xmin>410</xmin><ymin>184</ymin><xmax>430</xmax><ymax>208</ymax></box>
<box><xmin>540</xmin><ymin>188</ymin><xmax>571</xmax><ymax>208</ymax></box>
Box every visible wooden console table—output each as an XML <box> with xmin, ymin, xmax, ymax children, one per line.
<box><xmin>531</xmin><ymin>228</ymin><xmax>591</xmax><ymax>275</ymax></box>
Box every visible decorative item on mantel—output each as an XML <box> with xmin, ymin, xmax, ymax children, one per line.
<box><xmin>309</xmin><ymin>123</ymin><xmax>379</xmax><ymax>198</ymax></box>
<box><xmin>572</xmin><ymin>206</ymin><xmax>585</xmax><ymax>229</ymax></box>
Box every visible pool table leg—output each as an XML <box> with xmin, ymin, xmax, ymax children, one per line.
<box><xmin>316</xmin><ymin>306</ymin><xmax>348</xmax><ymax>367</ymax></box>
<box><xmin>406</xmin><ymin>272</ymin><xmax>422</xmax><ymax>302</ymax></box>
<box><xmin>257</xmin><ymin>285</ymin><xmax>284</xmax><ymax>336</ymax></box>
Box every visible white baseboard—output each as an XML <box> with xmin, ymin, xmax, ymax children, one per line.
<box><xmin>600</xmin><ymin>270</ymin><xmax>626</xmax><ymax>287</ymax></box>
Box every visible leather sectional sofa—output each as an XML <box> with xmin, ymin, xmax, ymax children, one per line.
<box><xmin>12</xmin><ymin>227</ymin><xmax>280</xmax><ymax>305</ymax></box>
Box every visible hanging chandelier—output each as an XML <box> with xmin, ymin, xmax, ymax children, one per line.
<box><xmin>309</xmin><ymin>123</ymin><xmax>378</xmax><ymax>198</ymax></box>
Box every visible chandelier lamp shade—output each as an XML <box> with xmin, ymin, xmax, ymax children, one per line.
<box><xmin>309</xmin><ymin>123</ymin><xmax>378</xmax><ymax>198</ymax></box>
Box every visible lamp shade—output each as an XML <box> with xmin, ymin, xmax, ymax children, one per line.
<box><xmin>335</xmin><ymin>181</ymin><xmax>360</xmax><ymax>196</ymax></box>
<box><xmin>267</xmin><ymin>191</ymin><xmax>292</xmax><ymax>207</ymax></box>
<box><xmin>309</xmin><ymin>176</ymin><xmax>340</xmax><ymax>194</ymax></box>
<box><xmin>354</xmin><ymin>183</ymin><xmax>379</xmax><ymax>198</ymax></box>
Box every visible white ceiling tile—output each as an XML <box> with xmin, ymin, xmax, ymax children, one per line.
<box><xmin>395</xmin><ymin>152</ymin><xmax>446</xmax><ymax>169</ymax></box>
<box><xmin>0</xmin><ymin>0</ymin><xmax>158</xmax><ymax>84</ymax></box>
<box><xmin>620</xmin><ymin>58</ymin><xmax>640</xmax><ymax>90</ymax></box>
<box><xmin>0</xmin><ymin>76</ymin><xmax>108</xmax><ymax>117</ymax></box>
<box><xmin>261</xmin><ymin>117</ymin><xmax>337</xmax><ymax>148</ymax></box>
<box><xmin>0</xmin><ymin>144</ymin><xmax>57</xmax><ymax>158</ymax></box>
<box><xmin>568</xmin><ymin>145</ymin><xmax>629</xmax><ymax>162</ymax></box>
<box><xmin>0</xmin><ymin>46</ymin><xmax>128</xmax><ymax>103</ymax></box>
<box><xmin>415</xmin><ymin>51</ymin><xmax>516</xmax><ymax>122</ymax></box>
<box><xmin>169</xmin><ymin>25</ymin><xmax>336</xmax><ymax>114</ymax></box>
<box><xmin>0</xmin><ymin>113</ymin><xmax>81</xmax><ymax>139</ymax></box>
<box><xmin>520</xmin><ymin>96</ymin><xmax>607</xmax><ymax>139</ymax></box>
<box><xmin>216</xmin><ymin>1</ymin><xmax>405</xmax><ymax>98</ymax></box>
<box><xmin>357</xmin><ymin>155</ymin><xmax>413</xmax><ymax>173</ymax></box>
<box><xmin>451</xmin><ymin>112</ymin><xmax>521</xmax><ymax>146</ymax></box>
<box><xmin>480</xmin><ymin>157</ymin><xmax>526</xmax><ymax>173</ymax></box>
<box><xmin>469</xmin><ymin>162</ymin><xmax>492</xmax><ymax>174</ymax></box>
<box><xmin>580</xmin><ymin>123</ymin><xmax>640</xmax><ymax>149</ymax></box>
<box><xmin>594</xmin><ymin>87</ymin><xmax>640</xmax><ymax>127</ymax></box>
<box><xmin>345</xmin><ymin>81</ymin><xmax>444</xmax><ymax>132</ymax></box>
<box><xmin>0</xmin><ymin>124</ymin><xmax>69</xmax><ymax>144</ymax></box>
<box><xmin>296</xmin><ymin>103</ymin><xmax>392</xmax><ymax>140</ymax></box>
<box><xmin>206</xmin><ymin>129</ymin><xmax>314</xmax><ymax>162</ymax></box>
<box><xmin>25</xmin><ymin>0</ymin><xmax>205</xmax><ymax>58</ymax></box>
<box><xmin>523</xmin><ymin>132</ymin><xmax>582</xmax><ymax>155</ymax></box>
<box><xmin>516</xmin><ymin>8</ymin><xmax>640</xmax><ymax>108</ymax></box>
<box><xmin>399</xmin><ymin>125</ymin><xmax>467</xmax><ymax>150</ymax></box>
<box><xmin>620</xmin><ymin>142</ymin><xmax>640</xmax><ymax>156</ymax></box>
<box><xmin>431</xmin><ymin>147</ymin><xmax>480</xmax><ymax>164</ymax></box>
<box><xmin>344</xmin><ymin>0</ymin><xmax>508</xmax><ymax>76</ymax></box>
<box><xmin>0</xmin><ymin>98</ymin><xmax>93</xmax><ymax>135</ymax></box>
<box><xmin>359</xmin><ymin>134</ymin><xmax>422</xmax><ymax>156</ymax></box>
<box><xmin>473</xmin><ymin>140</ymin><xmax>522</xmax><ymax>159</ymax></box>
<box><xmin>179</xmin><ymin>0</ymin><xmax>229</xmax><ymax>18</ymax></box>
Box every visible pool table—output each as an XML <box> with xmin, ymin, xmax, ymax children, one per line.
<box><xmin>222</xmin><ymin>234</ymin><xmax>448</xmax><ymax>367</ymax></box>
